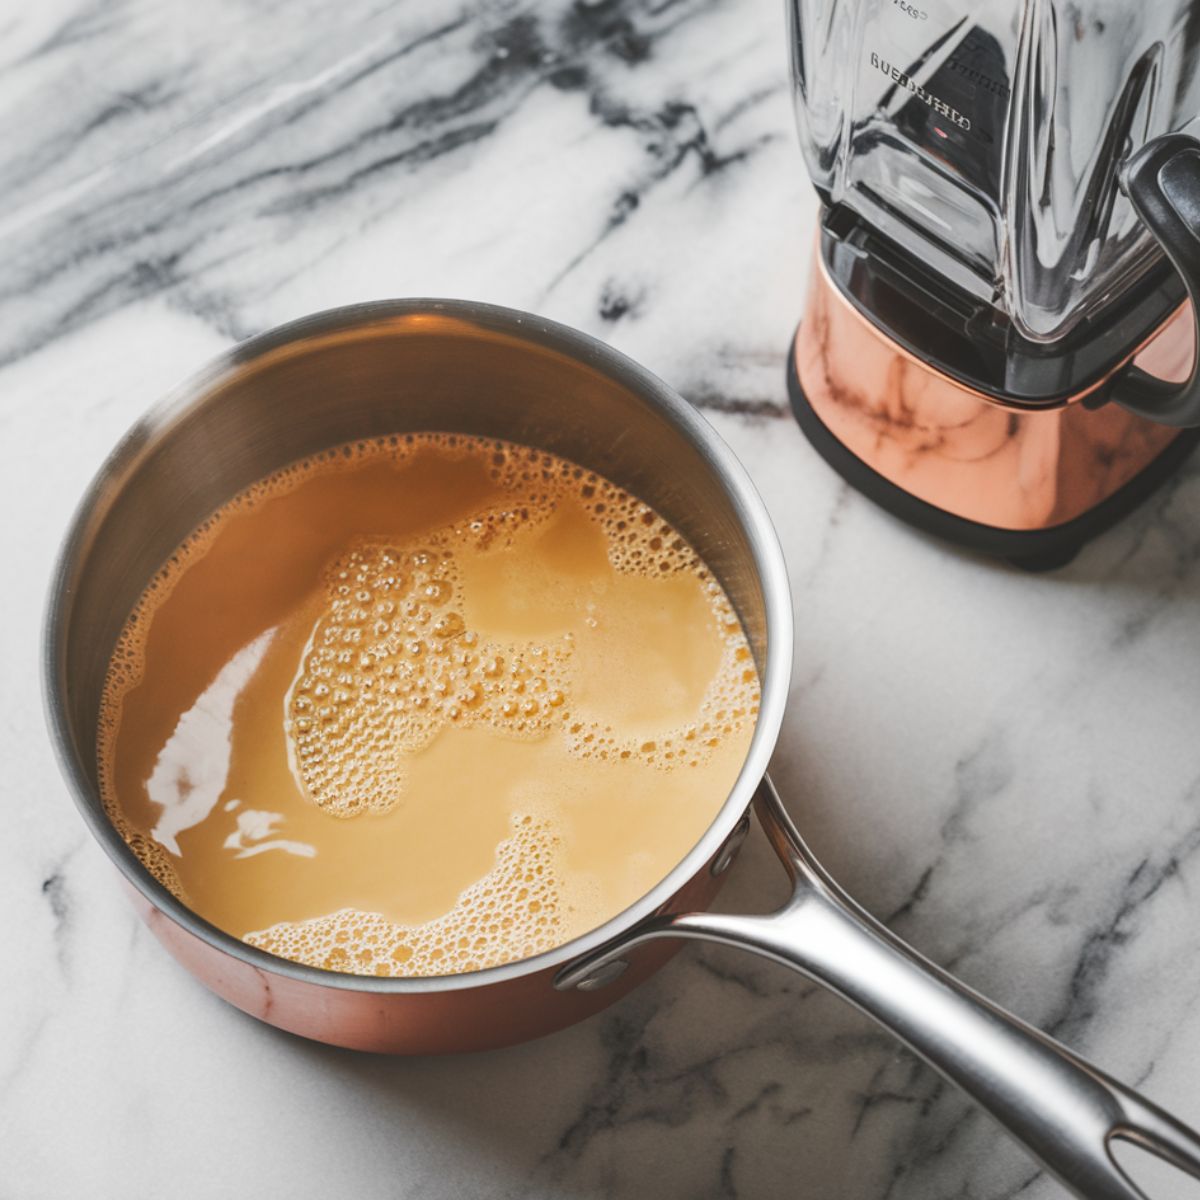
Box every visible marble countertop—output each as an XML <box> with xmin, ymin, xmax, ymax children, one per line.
<box><xmin>4</xmin><ymin>0</ymin><xmax>1200</xmax><ymax>1196</ymax></box>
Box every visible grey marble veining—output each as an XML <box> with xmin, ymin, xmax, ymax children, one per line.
<box><xmin>3</xmin><ymin>0</ymin><xmax>1200</xmax><ymax>1197</ymax></box>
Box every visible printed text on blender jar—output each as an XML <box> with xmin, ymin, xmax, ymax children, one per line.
<box><xmin>870</xmin><ymin>51</ymin><xmax>972</xmax><ymax>131</ymax></box>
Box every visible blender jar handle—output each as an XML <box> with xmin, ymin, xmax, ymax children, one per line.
<box><xmin>557</xmin><ymin>778</ymin><xmax>1200</xmax><ymax>1200</ymax></box>
<box><xmin>1117</xmin><ymin>133</ymin><xmax>1200</xmax><ymax>427</ymax></box>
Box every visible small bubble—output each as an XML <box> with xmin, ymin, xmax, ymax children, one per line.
<box><xmin>432</xmin><ymin>612</ymin><xmax>464</xmax><ymax>639</ymax></box>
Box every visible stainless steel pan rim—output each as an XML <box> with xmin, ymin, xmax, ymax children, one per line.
<box><xmin>42</xmin><ymin>296</ymin><xmax>794</xmax><ymax>997</ymax></box>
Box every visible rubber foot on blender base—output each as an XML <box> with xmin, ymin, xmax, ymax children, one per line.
<box><xmin>786</xmin><ymin>327</ymin><xmax>1200</xmax><ymax>570</ymax></box>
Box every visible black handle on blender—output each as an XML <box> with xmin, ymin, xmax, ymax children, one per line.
<box><xmin>1116</xmin><ymin>133</ymin><xmax>1200</xmax><ymax>427</ymax></box>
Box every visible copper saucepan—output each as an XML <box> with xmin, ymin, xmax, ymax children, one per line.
<box><xmin>44</xmin><ymin>300</ymin><xmax>1200</xmax><ymax>1198</ymax></box>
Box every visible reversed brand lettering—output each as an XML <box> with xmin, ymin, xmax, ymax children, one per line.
<box><xmin>869</xmin><ymin>50</ymin><xmax>972</xmax><ymax>130</ymax></box>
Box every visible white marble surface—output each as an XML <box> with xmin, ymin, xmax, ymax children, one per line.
<box><xmin>3</xmin><ymin>0</ymin><xmax>1200</xmax><ymax>1196</ymax></box>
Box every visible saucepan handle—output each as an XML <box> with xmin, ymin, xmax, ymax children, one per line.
<box><xmin>556</xmin><ymin>777</ymin><xmax>1200</xmax><ymax>1200</ymax></box>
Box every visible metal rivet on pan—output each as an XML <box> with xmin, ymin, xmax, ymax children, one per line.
<box><xmin>575</xmin><ymin>959</ymin><xmax>630</xmax><ymax>991</ymax></box>
<box><xmin>710</xmin><ymin>813</ymin><xmax>751</xmax><ymax>877</ymax></box>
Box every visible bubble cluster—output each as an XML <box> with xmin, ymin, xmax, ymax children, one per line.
<box><xmin>244</xmin><ymin>811</ymin><xmax>592</xmax><ymax>977</ymax></box>
<box><xmin>110</xmin><ymin>813</ymin><xmax>187</xmax><ymax>901</ymax></box>
<box><xmin>481</xmin><ymin>442</ymin><xmax>704</xmax><ymax>578</ymax></box>
<box><xmin>287</xmin><ymin>537</ymin><xmax>570</xmax><ymax>818</ymax></box>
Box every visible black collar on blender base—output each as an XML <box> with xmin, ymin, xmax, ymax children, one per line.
<box><xmin>817</xmin><ymin>203</ymin><xmax>1186</xmax><ymax>409</ymax></box>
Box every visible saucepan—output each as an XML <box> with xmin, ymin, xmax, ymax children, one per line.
<box><xmin>44</xmin><ymin>299</ymin><xmax>1200</xmax><ymax>1198</ymax></box>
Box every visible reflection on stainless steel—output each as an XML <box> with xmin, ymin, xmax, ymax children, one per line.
<box><xmin>787</xmin><ymin>0</ymin><xmax>1200</xmax><ymax>342</ymax></box>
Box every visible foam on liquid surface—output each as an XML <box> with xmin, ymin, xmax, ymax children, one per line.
<box><xmin>98</xmin><ymin>434</ymin><xmax>759</xmax><ymax>977</ymax></box>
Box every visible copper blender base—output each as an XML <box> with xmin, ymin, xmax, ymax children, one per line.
<box><xmin>787</xmin><ymin>327</ymin><xmax>1200</xmax><ymax>570</ymax></box>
